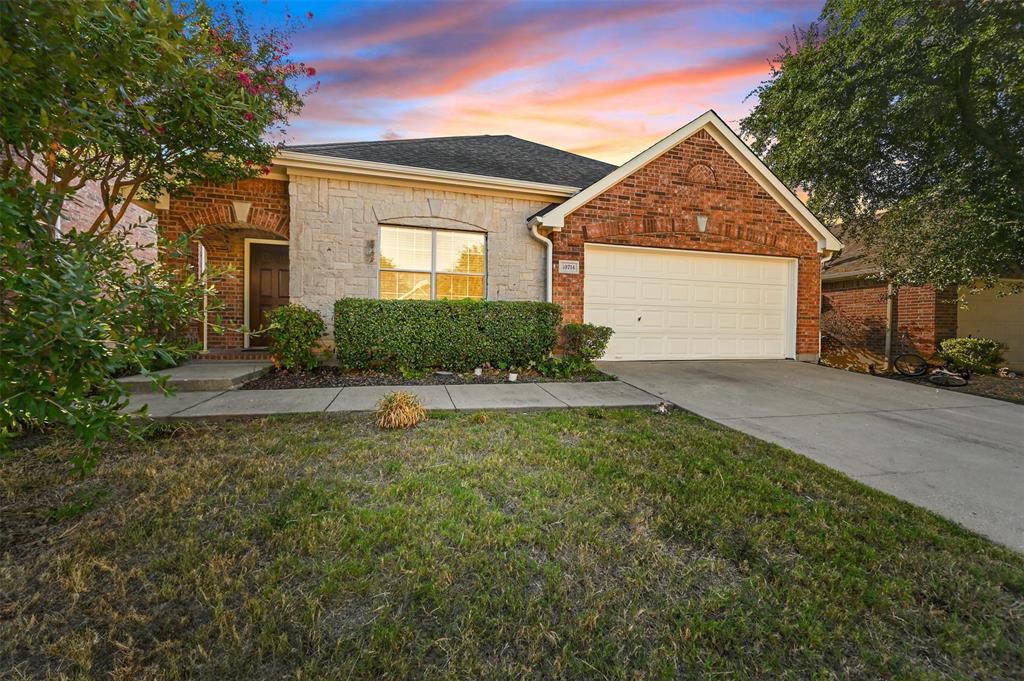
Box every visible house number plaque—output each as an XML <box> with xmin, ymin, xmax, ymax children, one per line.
<box><xmin>558</xmin><ymin>260</ymin><xmax>580</xmax><ymax>274</ymax></box>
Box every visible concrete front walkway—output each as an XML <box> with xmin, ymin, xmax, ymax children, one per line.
<box><xmin>126</xmin><ymin>381</ymin><xmax>661</xmax><ymax>419</ymax></box>
<box><xmin>602</xmin><ymin>359</ymin><xmax>1024</xmax><ymax>553</ymax></box>
<box><xmin>118</xmin><ymin>360</ymin><xmax>271</xmax><ymax>393</ymax></box>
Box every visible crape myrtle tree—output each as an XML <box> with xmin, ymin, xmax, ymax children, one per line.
<box><xmin>742</xmin><ymin>0</ymin><xmax>1024</xmax><ymax>293</ymax></box>
<box><xmin>0</xmin><ymin>0</ymin><xmax>313</xmax><ymax>468</ymax></box>
<box><xmin>1</xmin><ymin>0</ymin><xmax>315</xmax><ymax>233</ymax></box>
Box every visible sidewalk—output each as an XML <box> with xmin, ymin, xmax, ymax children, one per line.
<box><xmin>125</xmin><ymin>381</ymin><xmax>662</xmax><ymax>419</ymax></box>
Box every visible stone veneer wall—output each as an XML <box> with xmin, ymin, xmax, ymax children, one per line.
<box><xmin>551</xmin><ymin>128</ymin><xmax>825</xmax><ymax>360</ymax></box>
<box><xmin>288</xmin><ymin>175</ymin><xmax>551</xmax><ymax>334</ymax></box>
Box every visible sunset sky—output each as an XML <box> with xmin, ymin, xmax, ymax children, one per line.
<box><xmin>244</xmin><ymin>0</ymin><xmax>823</xmax><ymax>163</ymax></box>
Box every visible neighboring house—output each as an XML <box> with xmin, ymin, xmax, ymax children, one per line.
<box><xmin>60</xmin><ymin>181</ymin><xmax>157</xmax><ymax>263</ymax></box>
<box><xmin>822</xmin><ymin>235</ymin><xmax>1023</xmax><ymax>369</ymax></box>
<box><xmin>155</xmin><ymin>110</ymin><xmax>842</xmax><ymax>361</ymax></box>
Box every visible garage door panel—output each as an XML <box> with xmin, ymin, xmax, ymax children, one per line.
<box><xmin>691</xmin><ymin>311</ymin><xmax>714</xmax><ymax>329</ymax></box>
<box><xmin>610</xmin><ymin>308</ymin><xmax>638</xmax><ymax>328</ymax></box>
<box><xmin>666</xmin><ymin>310</ymin><xmax>689</xmax><ymax>329</ymax></box>
<box><xmin>584</xmin><ymin>244</ymin><xmax>794</xmax><ymax>361</ymax></box>
<box><xmin>668</xmin><ymin>284</ymin><xmax>691</xmax><ymax>301</ymax></box>
<box><xmin>741</xmin><ymin>284</ymin><xmax>765</xmax><ymax>303</ymax></box>
<box><xmin>718</xmin><ymin>286</ymin><xmax>738</xmax><ymax>304</ymax></box>
<box><xmin>693</xmin><ymin>285</ymin><xmax>715</xmax><ymax>303</ymax></box>
<box><xmin>763</xmin><ymin>313</ymin><xmax>783</xmax><ymax>331</ymax></box>
<box><xmin>640</xmin><ymin>281</ymin><xmax>664</xmax><ymax>301</ymax></box>
<box><xmin>740</xmin><ymin>313</ymin><xmax>760</xmax><ymax>330</ymax></box>
<box><xmin>760</xmin><ymin>263</ymin><xmax>786</xmax><ymax>283</ymax></box>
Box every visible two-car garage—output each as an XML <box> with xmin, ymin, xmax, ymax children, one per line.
<box><xmin>536</xmin><ymin>111</ymin><xmax>843</xmax><ymax>363</ymax></box>
<box><xmin>583</xmin><ymin>244</ymin><xmax>798</xmax><ymax>361</ymax></box>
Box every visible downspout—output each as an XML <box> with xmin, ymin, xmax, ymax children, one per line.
<box><xmin>528</xmin><ymin>218</ymin><xmax>553</xmax><ymax>303</ymax></box>
<box><xmin>884</xmin><ymin>283</ymin><xmax>895</xmax><ymax>372</ymax></box>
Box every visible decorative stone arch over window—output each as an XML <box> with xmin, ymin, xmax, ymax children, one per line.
<box><xmin>685</xmin><ymin>162</ymin><xmax>717</xmax><ymax>185</ymax></box>
<box><xmin>376</xmin><ymin>215</ymin><xmax>487</xmax><ymax>233</ymax></box>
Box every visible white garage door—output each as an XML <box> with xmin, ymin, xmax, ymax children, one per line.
<box><xmin>584</xmin><ymin>244</ymin><xmax>797</xmax><ymax>361</ymax></box>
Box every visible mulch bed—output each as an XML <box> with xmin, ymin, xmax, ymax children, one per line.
<box><xmin>892</xmin><ymin>372</ymin><xmax>1024</xmax><ymax>405</ymax></box>
<box><xmin>241</xmin><ymin>366</ymin><xmax>614</xmax><ymax>390</ymax></box>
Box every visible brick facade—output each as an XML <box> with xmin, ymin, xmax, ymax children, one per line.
<box><xmin>821</xmin><ymin>279</ymin><xmax>958</xmax><ymax>359</ymax></box>
<box><xmin>158</xmin><ymin>179</ymin><xmax>290</xmax><ymax>349</ymax></box>
<box><xmin>550</xmin><ymin>129</ymin><xmax>824</xmax><ymax>359</ymax></box>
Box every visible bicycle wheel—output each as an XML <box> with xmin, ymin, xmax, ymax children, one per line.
<box><xmin>894</xmin><ymin>354</ymin><xmax>928</xmax><ymax>377</ymax></box>
<box><xmin>929</xmin><ymin>371</ymin><xmax>967</xmax><ymax>387</ymax></box>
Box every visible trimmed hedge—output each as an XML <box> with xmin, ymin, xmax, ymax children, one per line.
<box><xmin>334</xmin><ymin>299</ymin><xmax>561</xmax><ymax>371</ymax></box>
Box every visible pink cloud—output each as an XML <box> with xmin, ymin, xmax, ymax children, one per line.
<box><xmin>283</xmin><ymin>1</ymin><xmax>821</xmax><ymax>162</ymax></box>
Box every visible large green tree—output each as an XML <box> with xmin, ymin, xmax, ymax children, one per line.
<box><xmin>0</xmin><ymin>0</ymin><xmax>311</xmax><ymax>465</ymax></box>
<box><xmin>742</xmin><ymin>0</ymin><xmax>1024</xmax><ymax>291</ymax></box>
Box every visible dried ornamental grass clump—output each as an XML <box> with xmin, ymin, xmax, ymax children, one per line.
<box><xmin>375</xmin><ymin>391</ymin><xmax>427</xmax><ymax>429</ymax></box>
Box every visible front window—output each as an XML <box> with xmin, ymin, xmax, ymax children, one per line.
<box><xmin>379</xmin><ymin>226</ymin><xmax>485</xmax><ymax>300</ymax></box>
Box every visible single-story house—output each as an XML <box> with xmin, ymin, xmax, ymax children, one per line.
<box><xmin>822</xmin><ymin>236</ymin><xmax>1023</xmax><ymax>369</ymax></box>
<box><xmin>153</xmin><ymin>110</ymin><xmax>842</xmax><ymax>362</ymax></box>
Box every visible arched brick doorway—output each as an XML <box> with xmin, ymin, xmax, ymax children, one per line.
<box><xmin>157</xmin><ymin>178</ymin><xmax>291</xmax><ymax>353</ymax></box>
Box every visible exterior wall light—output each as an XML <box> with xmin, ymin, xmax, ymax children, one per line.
<box><xmin>696</xmin><ymin>214</ymin><xmax>708</xmax><ymax>232</ymax></box>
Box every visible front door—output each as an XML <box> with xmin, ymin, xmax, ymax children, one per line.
<box><xmin>248</xmin><ymin>242</ymin><xmax>289</xmax><ymax>347</ymax></box>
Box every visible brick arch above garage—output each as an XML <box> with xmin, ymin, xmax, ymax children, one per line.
<box><xmin>550</xmin><ymin>128</ymin><xmax>824</xmax><ymax>359</ymax></box>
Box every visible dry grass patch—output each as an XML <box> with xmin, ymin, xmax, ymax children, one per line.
<box><xmin>375</xmin><ymin>391</ymin><xmax>427</xmax><ymax>429</ymax></box>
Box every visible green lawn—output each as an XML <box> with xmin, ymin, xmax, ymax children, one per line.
<box><xmin>2</xmin><ymin>409</ymin><xmax>1022</xmax><ymax>679</ymax></box>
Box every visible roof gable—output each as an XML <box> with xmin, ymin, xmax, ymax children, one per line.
<box><xmin>532</xmin><ymin>110</ymin><xmax>842</xmax><ymax>253</ymax></box>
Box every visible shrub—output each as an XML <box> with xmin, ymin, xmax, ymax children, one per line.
<box><xmin>536</xmin><ymin>356</ymin><xmax>590</xmax><ymax>379</ymax></box>
<box><xmin>562</xmin><ymin>323</ymin><xmax>614</xmax><ymax>362</ymax></box>
<box><xmin>1</xmin><ymin>183</ymin><xmax>218</xmax><ymax>471</ymax></box>
<box><xmin>334</xmin><ymin>299</ymin><xmax>561</xmax><ymax>372</ymax></box>
<box><xmin>375</xmin><ymin>391</ymin><xmax>427</xmax><ymax>429</ymax></box>
<box><xmin>938</xmin><ymin>337</ymin><xmax>1006</xmax><ymax>374</ymax></box>
<box><xmin>267</xmin><ymin>304</ymin><xmax>325</xmax><ymax>371</ymax></box>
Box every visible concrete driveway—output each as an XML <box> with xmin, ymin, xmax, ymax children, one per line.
<box><xmin>600</xmin><ymin>360</ymin><xmax>1024</xmax><ymax>553</ymax></box>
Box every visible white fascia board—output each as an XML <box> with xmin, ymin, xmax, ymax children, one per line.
<box><xmin>535</xmin><ymin>110</ymin><xmax>843</xmax><ymax>253</ymax></box>
<box><xmin>275</xmin><ymin>150</ymin><xmax>580</xmax><ymax>198</ymax></box>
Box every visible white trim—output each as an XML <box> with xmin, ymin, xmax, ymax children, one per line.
<box><xmin>198</xmin><ymin>242</ymin><xmax>208</xmax><ymax>353</ymax></box>
<box><xmin>787</xmin><ymin>256</ymin><xmax>799</xmax><ymax>360</ymax></box>
<box><xmin>533</xmin><ymin>110</ymin><xmax>843</xmax><ymax>253</ymax></box>
<box><xmin>277</xmin><ymin>150</ymin><xmax>581</xmax><ymax>199</ymax></box>
<box><xmin>582</xmin><ymin>242</ymin><xmax>799</xmax><ymax>360</ymax></box>
<box><xmin>243</xmin><ymin>238</ymin><xmax>289</xmax><ymax>349</ymax></box>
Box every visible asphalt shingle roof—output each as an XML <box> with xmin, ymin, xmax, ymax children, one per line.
<box><xmin>822</xmin><ymin>225</ymin><xmax>881</xmax><ymax>280</ymax></box>
<box><xmin>284</xmin><ymin>135</ymin><xmax>616</xmax><ymax>188</ymax></box>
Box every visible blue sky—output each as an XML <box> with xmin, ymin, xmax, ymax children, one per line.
<box><xmin>242</xmin><ymin>0</ymin><xmax>823</xmax><ymax>162</ymax></box>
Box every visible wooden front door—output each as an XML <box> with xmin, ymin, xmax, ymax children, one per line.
<box><xmin>248</xmin><ymin>242</ymin><xmax>289</xmax><ymax>347</ymax></box>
